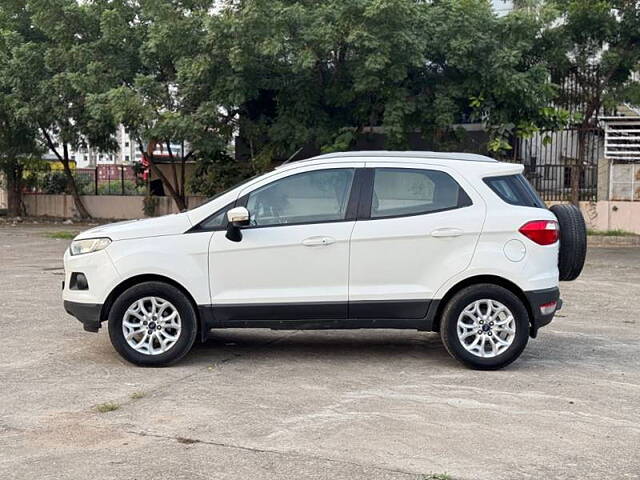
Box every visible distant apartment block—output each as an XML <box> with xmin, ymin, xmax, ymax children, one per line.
<box><xmin>492</xmin><ymin>0</ymin><xmax>514</xmax><ymax>15</ymax></box>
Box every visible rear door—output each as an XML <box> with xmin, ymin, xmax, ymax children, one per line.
<box><xmin>348</xmin><ymin>163</ymin><xmax>486</xmax><ymax>318</ymax></box>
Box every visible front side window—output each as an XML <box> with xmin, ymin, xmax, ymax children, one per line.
<box><xmin>371</xmin><ymin>168</ymin><xmax>471</xmax><ymax>218</ymax></box>
<box><xmin>246</xmin><ymin>168</ymin><xmax>355</xmax><ymax>226</ymax></box>
<box><xmin>199</xmin><ymin>207</ymin><xmax>230</xmax><ymax>230</ymax></box>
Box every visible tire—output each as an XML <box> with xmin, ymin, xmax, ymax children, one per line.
<box><xmin>440</xmin><ymin>284</ymin><xmax>530</xmax><ymax>370</ymax></box>
<box><xmin>550</xmin><ymin>204</ymin><xmax>587</xmax><ymax>281</ymax></box>
<box><xmin>108</xmin><ymin>281</ymin><xmax>198</xmax><ymax>367</ymax></box>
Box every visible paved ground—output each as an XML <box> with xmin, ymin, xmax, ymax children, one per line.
<box><xmin>0</xmin><ymin>224</ymin><xmax>639</xmax><ymax>480</ymax></box>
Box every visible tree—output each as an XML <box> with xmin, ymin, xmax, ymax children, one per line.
<box><xmin>180</xmin><ymin>0</ymin><xmax>573</xmax><ymax>173</ymax></box>
<box><xmin>0</xmin><ymin>106</ymin><xmax>42</xmax><ymax>216</ymax></box>
<box><xmin>0</xmin><ymin>0</ymin><xmax>44</xmax><ymax>215</ymax></box>
<box><xmin>545</xmin><ymin>0</ymin><xmax>640</xmax><ymax>204</ymax></box>
<box><xmin>102</xmin><ymin>0</ymin><xmax>233</xmax><ymax>211</ymax></box>
<box><xmin>3</xmin><ymin>0</ymin><xmax>120</xmax><ymax>218</ymax></box>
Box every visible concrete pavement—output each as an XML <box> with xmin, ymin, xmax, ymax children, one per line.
<box><xmin>1</xmin><ymin>224</ymin><xmax>639</xmax><ymax>479</ymax></box>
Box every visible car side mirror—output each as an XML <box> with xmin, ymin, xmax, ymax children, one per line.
<box><xmin>225</xmin><ymin>206</ymin><xmax>250</xmax><ymax>242</ymax></box>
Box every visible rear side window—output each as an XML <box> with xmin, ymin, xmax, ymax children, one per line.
<box><xmin>484</xmin><ymin>174</ymin><xmax>545</xmax><ymax>208</ymax></box>
<box><xmin>371</xmin><ymin>168</ymin><xmax>472</xmax><ymax>219</ymax></box>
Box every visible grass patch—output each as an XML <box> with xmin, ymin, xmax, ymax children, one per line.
<box><xmin>95</xmin><ymin>402</ymin><xmax>120</xmax><ymax>413</ymax></box>
<box><xmin>420</xmin><ymin>475</ymin><xmax>453</xmax><ymax>480</ymax></box>
<box><xmin>43</xmin><ymin>231</ymin><xmax>77</xmax><ymax>240</ymax></box>
<box><xmin>176</xmin><ymin>437</ymin><xmax>199</xmax><ymax>445</ymax></box>
<box><xmin>587</xmin><ymin>229</ymin><xmax>637</xmax><ymax>237</ymax></box>
<box><xmin>130</xmin><ymin>391</ymin><xmax>146</xmax><ymax>400</ymax></box>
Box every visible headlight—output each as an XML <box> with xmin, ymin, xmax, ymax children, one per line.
<box><xmin>70</xmin><ymin>238</ymin><xmax>112</xmax><ymax>256</ymax></box>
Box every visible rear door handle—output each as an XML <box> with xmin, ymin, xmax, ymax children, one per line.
<box><xmin>302</xmin><ymin>236</ymin><xmax>336</xmax><ymax>247</ymax></box>
<box><xmin>431</xmin><ymin>228</ymin><xmax>464</xmax><ymax>238</ymax></box>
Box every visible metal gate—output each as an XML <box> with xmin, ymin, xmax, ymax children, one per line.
<box><xmin>507</xmin><ymin>128</ymin><xmax>602</xmax><ymax>201</ymax></box>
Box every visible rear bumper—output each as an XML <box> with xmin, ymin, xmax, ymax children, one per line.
<box><xmin>64</xmin><ymin>301</ymin><xmax>103</xmax><ymax>332</ymax></box>
<box><xmin>525</xmin><ymin>287</ymin><xmax>561</xmax><ymax>338</ymax></box>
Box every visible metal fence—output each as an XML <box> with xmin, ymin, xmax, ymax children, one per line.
<box><xmin>506</xmin><ymin>127</ymin><xmax>602</xmax><ymax>201</ymax></box>
<box><xmin>27</xmin><ymin>165</ymin><xmax>146</xmax><ymax>196</ymax></box>
<box><xmin>503</xmin><ymin>66</ymin><xmax>606</xmax><ymax>202</ymax></box>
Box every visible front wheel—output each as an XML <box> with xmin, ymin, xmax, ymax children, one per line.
<box><xmin>108</xmin><ymin>281</ymin><xmax>198</xmax><ymax>367</ymax></box>
<box><xmin>440</xmin><ymin>284</ymin><xmax>530</xmax><ymax>370</ymax></box>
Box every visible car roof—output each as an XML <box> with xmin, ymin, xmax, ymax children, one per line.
<box><xmin>305</xmin><ymin>150</ymin><xmax>498</xmax><ymax>163</ymax></box>
<box><xmin>275</xmin><ymin>150</ymin><xmax>520</xmax><ymax>176</ymax></box>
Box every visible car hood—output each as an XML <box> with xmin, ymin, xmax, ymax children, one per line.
<box><xmin>75</xmin><ymin>213</ymin><xmax>193</xmax><ymax>242</ymax></box>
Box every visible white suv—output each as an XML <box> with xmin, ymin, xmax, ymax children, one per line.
<box><xmin>63</xmin><ymin>151</ymin><xmax>586</xmax><ymax>369</ymax></box>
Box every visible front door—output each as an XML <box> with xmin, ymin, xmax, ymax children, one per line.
<box><xmin>348</xmin><ymin>163</ymin><xmax>486</xmax><ymax>319</ymax></box>
<box><xmin>209</xmin><ymin>164</ymin><xmax>362</xmax><ymax>323</ymax></box>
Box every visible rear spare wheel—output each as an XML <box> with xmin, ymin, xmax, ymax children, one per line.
<box><xmin>550</xmin><ymin>204</ymin><xmax>587</xmax><ymax>281</ymax></box>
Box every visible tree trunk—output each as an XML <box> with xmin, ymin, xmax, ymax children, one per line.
<box><xmin>144</xmin><ymin>142</ymin><xmax>187</xmax><ymax>212</ymax></box>
<box><xmin>6</xmin><ymin>163</ymin><xmax>23</xmax><ymax>217</ymax></box>
<box><xmin>180</xmin><ymin>142</ymin><xmax>186</xmax><ymax>201</ymax></box>
<box><xmin>39</xmin><ymin>127</ymin><xmax>91</xmax><ymax>218</ymax></box>
<box><xmin>61</xmin><ymin>144</ymin><xmax>91</xmax><ymax>219</ymax></box>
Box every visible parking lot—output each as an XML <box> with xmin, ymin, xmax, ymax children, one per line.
<box><xmin>0</xmin><ymin>223</ymin><xmax>639</xmax><ymax>480</ymax></box>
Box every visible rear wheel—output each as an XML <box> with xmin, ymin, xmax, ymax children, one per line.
<box><xmin>108</xmin><ymin>282</ymin><xmax>198</xmax><ymax>367</ymax></box>
<box><xmin>550</xmin><ymin>204</ymin><xmax>587</xmax><ymax>281</ymax></box>
<box><xmin>440</xmin><ymin>284</ymin><xmax>530</xmax><ymax>370</ymax></box>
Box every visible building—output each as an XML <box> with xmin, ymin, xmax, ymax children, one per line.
<box><xmin>491</xmin><ymin>0</ymin><xmax>514</xmax><ymax>16</ymax></box>
<box><xmin>44</xmin><ymin>125</ymin><xmax>189</xmax><ymax>169</ymax></box>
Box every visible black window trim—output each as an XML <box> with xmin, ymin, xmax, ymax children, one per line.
<box><xmin>188</xmin><ymin>165</ymin><xmax>473</xmax><ymax>232</ymax></box>
<box><xmin>237</xmin><ymin>167</ymin><xmax>364</xmax><ymax>230</ymax></box>
<box><xmin>190</xmin><ymin>167</ymin><xmax>366</xmax><ymax>232</ymax></box>
<box><xmin>358</xmin><ymin>167</ymin><xmax>473</xmax><ymax>221</ymax></box>
<box><xmin>483</xmin><ymin>174</ymin><xmax>545</xmax><ymax>209</ymax></box>
<box><xmin>187</xmin><ymin>201</ymin><xmax>235</xmax><ymax>233</ymax></box>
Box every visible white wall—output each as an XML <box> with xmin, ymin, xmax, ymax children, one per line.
<box><xmin>492</xmin><ymin>0</ymin><xmax>514</xmax><ymax>15</ymax></box>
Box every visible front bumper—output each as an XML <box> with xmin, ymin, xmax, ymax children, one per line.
<box><xmin>525</xmin><ymin>287</ymin><xmax>561</xmax><ymax>338</ymax></box>
<box><xmin>64</xmin><ymin>301</ymin><xmax>103</xmax><ymax>332</ymax></box>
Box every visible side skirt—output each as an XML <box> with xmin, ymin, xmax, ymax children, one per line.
<box><xmin>197</xmin><ymin>300</ymin><xmax>435</xmax><ymax>340</ymax></box>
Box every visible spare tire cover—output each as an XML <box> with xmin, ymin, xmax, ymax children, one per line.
<box><xmin>550</xmin><ymin>204</ymin><xmax>587</xmax><ymax>281</ymax></box>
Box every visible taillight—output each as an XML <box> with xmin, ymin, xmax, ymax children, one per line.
<box><xmin>519</xmin><ymin>220</ymin><xmax>559</xmax><ymax>245</ymax></box>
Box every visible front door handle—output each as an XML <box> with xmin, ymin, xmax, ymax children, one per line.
<box><xmin>431</xmin><ymin>228</ymin><xmax>464</xmax><ymax>238</ymax></box>
<box><xmin>302</xmin><ymin>236</ymin><xmax>336</xmax><ymax>247</ymax></box>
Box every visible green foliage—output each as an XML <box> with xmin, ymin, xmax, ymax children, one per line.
<box><xmin>588</xmin><ymin>229</ymin><xmax>637</xmax><ymax>237</ymax></box>
<box><xmin>189</xmin><ymin>0</ymin><xmax>579</xmax><ymax>158</ymax></box>
<box><xmin>29</xmin><ymin>170</ymin><xmax>93</xmax><ymax>195</ymax></box>
<box><xmin>189</xmin><ymin>152</ymin><xmax>254</xmax><ymax>197</ymax></box>
<box><xmin>546</xmin><ymin>0</ymin><xmax>640</xmax><ymax>121</ymax></box>
<box><xmin>96</xmin><ymin>180</ymin><xmax>144</xmax><ymax>196</ymax></box>
<box><xmin>143</xmin><ymin>195</ymin><xmax>159</xmax><ymax>217</ymax></box>
<box><xmin>2</xmin><ymin>0</ymin><xmax>638</xmax><ymax>205</ymax></box>
<box><xmin>44</xmin><ymin>231</ymin><xmax>77</xmax><ymax>240</ymax></box>
<box><xmin>95</xmin><ymin>401</ymin><xmax>120</xmax><ymax>413</ymax></box>
<box><xmin>40</xmin><ymin>171</ymin><xmax>69</xmax><ymax>194</ymax></box>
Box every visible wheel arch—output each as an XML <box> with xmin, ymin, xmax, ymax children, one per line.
<box><xmin>429</xmin><ymin>275</ymin><xmax>534</xmax><ymax>336</ymax></box>
<box><xmin>100</xmin><ymin>274</ymin><xmax>203</xmax><ymax>339</ymax></box>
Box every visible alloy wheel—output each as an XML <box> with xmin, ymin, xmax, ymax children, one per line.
<box><xmin>122</xmin><ymin>296</ymin><xmax>182</xmax><ymax>355</ymax></box>
<box><xmin>456</xmin><ymin>299</ymin><xmax>516</xmax><ymax>358</ymax></box>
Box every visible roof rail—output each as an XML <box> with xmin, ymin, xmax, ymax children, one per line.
<box><xmin>303</xmin><ymin>150</ymin><xmax>498</xmax><ymax>163</ymax></box>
